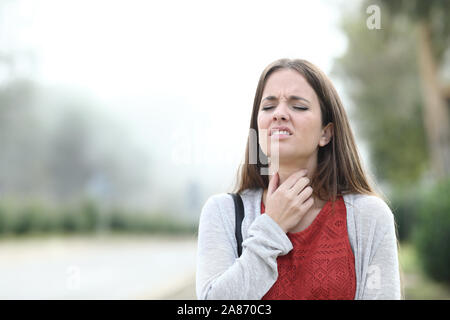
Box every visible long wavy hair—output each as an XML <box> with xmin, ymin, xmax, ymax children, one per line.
<box><xmin>231</xmin><ymin>58</ymin><xmax>384</xmax><ymax>203</ymax></box>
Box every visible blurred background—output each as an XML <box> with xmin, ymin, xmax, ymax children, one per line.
<box><xmin>0</xmin><ymin>0</ymin><xmax>448</xmax><ymax>299</ymax></box>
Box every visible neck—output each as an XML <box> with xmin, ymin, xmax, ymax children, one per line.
<box><xmin>269</xmin><ymin>153</ymin><xmax>317</xmax><ymax>186</ymax></box>
<box><xmin>262</xmin><ymin>154</ymin><xmax>326</xmax><ymax>209</ymax></box>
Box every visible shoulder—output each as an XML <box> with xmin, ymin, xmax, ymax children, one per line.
<box><xmin>200</xmin><ymin>188</ymin><xmax>261</xmax><ymax>220</ymax></box>
<box><xmin>344</xmin><ymin>193</ymin><xmax>395</xmax><ymax>231</ymax></box>
<box><xmin>200</xmin><ymin>193</ymin><xmax>233</xmax><ymax>218</ymax></box>
<box><xmin>203</xmin><ymin>191</ymin><xmax>249</xmax><ymax>209</ymax></box>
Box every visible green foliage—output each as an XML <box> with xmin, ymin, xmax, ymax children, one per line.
<box><xmin>390</xmin><ymin>188</ymin><xmax>420</xmax><ymax>242</ymax></box>
<box><xmin>399</xmin><ymin>242</ymin><xmax>450</xmax><ymax>299</ymax></box>
<box><xmin>13</xmin><ymin>205</ymin><xmax>46</xmax><ymax>234</ymax></box>
<box><xmin>0</xmin><ymin>198</ymin><xmax>197</xmax><ymax>237</ymax></box>
<box><xmin>79</xmin><ymin>200</ymin><xmax>101</xmax><ymax>232</ymax></box>
<box><xmin>332</xmin><ymin>4</ymin><xmax>429</xmax><ymax>188</ymax></box>
<box><xmin>0</xmin><ymin>200</ymin><xmax>64</xmax><ymax>235</ymax></box>
<box><xmin>378</xmin><ymin>0</ymin><xmax>450</xmax><ymax>63</ymax></box>
<box><xmin>108</xmin><ymin>209</ymin><xmax>197</xmax><ymax>234</ymax></box>
<box><xmin>60</xmin><ymin>206</ymin><xmax>86</xmax><ymax>233</ymax></box>
<box><xmin>0</xmin><ymin>204</ymin><xmax>9</xmax><ymax>234</ymax></box>
<box><xmin>109</xmin><ymin>209</ymin><xmax>129</xmax><ymax>230</ymax></box>
<box><xmin>412</xmin><ymin>178</ymin><xmax>450</xmax><ymax>285</ymax></box>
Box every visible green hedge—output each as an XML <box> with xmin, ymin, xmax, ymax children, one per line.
<box><xmin>390</xmin><ymin>188</ymin><xmax>420</xmax><ymax>242</ymax></box>
<box><xmin>0</xmin><ymin>199</ymin><xmax>197</xmax><ymax>236</ymax></box>
<box><xmin>412</xmin><ymin>178</ymin><xmax>450</xmax><ymax>285</ymax></box>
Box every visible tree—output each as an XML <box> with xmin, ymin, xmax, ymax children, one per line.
<box><xmin>378</xmin><ymin>0</ymin><xmax>450</xmax><ymax>178</ymax></box>
<box><xmin>332</xmin><ymin>8</ymin><xmax>428</xmax><ymax>188</ymax></box>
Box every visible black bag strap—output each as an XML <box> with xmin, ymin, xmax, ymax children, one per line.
<box><xmin>228</xmin><ymin>192</ymin><xmax>245</xmax><ymax>257</ymax></box>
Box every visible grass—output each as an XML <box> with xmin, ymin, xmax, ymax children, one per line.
<box><xmin>399</xmin><ymin>242</ymin><xmax>450</xmax><ymax>300</ymax></box>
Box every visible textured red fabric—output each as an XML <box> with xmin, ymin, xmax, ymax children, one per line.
<box><xmin>261</xmin><ymin>196</ymin><xmax>356</xmax><ymax>300</ymax></box>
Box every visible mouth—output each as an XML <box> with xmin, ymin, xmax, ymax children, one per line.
<box><xmin>271</xmin><ymin>132</ymin><xmax>291</xmax><ymax>140</ymax></box>
<box><xmin>269</xmin><ymin>127</ymin><xmax>293</xmax><ymax>136</ymax></box>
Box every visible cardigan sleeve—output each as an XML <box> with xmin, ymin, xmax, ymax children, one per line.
<box><xmin>196</xmin><ymin>195</ymin><xmax>293</xmax><ymax>300</ymax></box>
<box><xmin>359</xmin><ymin>197</ymin><xmax>402</xmax><ymax>300</ymax></box>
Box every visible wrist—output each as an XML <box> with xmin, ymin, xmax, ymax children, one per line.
<box><xmin>266</xmin><ymin>212</ymin><xmax>287</xmax><ymax>233</ymax></box>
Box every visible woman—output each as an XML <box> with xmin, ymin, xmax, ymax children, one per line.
<box><xmin>196</xmin><ymin>58</ymin><xmax>402</xmax><ymax>300</ymax></box>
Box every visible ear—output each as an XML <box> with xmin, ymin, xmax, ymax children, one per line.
<box><xmin>319</xmin><ymin>122</ymin><xmax>334</xmax><ymax>147</ymax></box>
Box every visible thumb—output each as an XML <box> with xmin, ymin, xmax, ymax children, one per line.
<box><xmin>268</xmin><ymin>171</ymin><xmax>279</xmax><ymax>196</ymax></box>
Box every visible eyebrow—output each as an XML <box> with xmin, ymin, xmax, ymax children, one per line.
<box><xmin>261</xmin><ymin>95</ymin><xmax>311</xmax><ymax>104</ymax></box>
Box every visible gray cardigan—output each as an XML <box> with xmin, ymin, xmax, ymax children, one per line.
<box><xmin>196</xmin><ymin>187</ymin><xmax>402</xmax><ymax>300</ymax></box>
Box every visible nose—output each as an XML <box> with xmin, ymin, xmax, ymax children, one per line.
<box><xmin>272</xmin><ymin>104</ymin><xmax>290</xmax><ymax>121</ymax></box>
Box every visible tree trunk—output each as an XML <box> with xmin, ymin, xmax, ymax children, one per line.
<box><xmin>416</xmin><ymin>20</ymin><xmax>450</xmax><ymax>178</ymax></box>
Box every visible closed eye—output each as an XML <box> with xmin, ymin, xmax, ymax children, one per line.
<box><xmin>261</xmin><ymin>106</ymin><xmax>308</xmax><ymax>111</ymax></box>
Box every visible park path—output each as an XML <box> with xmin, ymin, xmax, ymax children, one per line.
<box><xmin>0</xmin><ymin>234</ymin><xmax>198</xmax><ymax>299</ymax></box>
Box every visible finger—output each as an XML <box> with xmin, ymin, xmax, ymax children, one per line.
<box><xmin>268</xmin><ymin>171</ymin><xmax>279</xmax><ymax>196</ymax></box>
<box><xmin>299</xmin><ymin>196</ymin><xmax>314</xmax><ymax>212</ymax></box>
<box><xmin>288</xmin><ymin>176</ymin><xmax>310</xmax><ymax>196</ymax></box>
<box><xmin>281</xmin><ymin>169</ymin><xmax>308</xmax><ymax>190</ymax></box>
<box><xmin>295</xmin><ymin>185</ymin><xmax>313</xmax><ymax>204</ymax></box>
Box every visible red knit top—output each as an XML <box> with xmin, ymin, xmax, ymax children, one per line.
<box><xmin>261</xmin><ymin>196</ymin><xmax>356</xmax><ymax>300</ymax></box>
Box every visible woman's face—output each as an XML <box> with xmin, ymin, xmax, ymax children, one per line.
<box><xmin>257</xmin><ymin>68</ymin><xmax>332</xmax><ymax>164</ymax></box>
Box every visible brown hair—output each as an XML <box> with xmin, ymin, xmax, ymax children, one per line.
<box><xmin>231</xmin><ymin>58</ymin><xmax>384</xmax><ymax>203</ymax></box>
